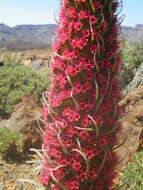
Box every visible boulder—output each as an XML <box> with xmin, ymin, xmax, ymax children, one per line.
<box><xmin>28</xmin><ymin>59</ymin><xmax>46</xmax><ymax>72</ymax></box>
<box><xmin>123</xmin><ymin>64</ymin><xmax>143</xmax><ymax>95</ymax></box>
<box><xmin>116</xmin><ymin>86</ymin><xmax>143</xmax><ymax>170</ymax></box>
<box><xmin>0</xmin><ymin>96</ymin><xmax>43</xmax><ymax>152</ymax></box>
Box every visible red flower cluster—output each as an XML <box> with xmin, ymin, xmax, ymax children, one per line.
<box><xmin>62</xmin><ymin>107</ymin><xmax>80</xmax><ymax>123</ymax></box>
<box><xmin>41</xmin><ymin>0</ymin><xmax>121</xmax><ymax>189</ymax></box>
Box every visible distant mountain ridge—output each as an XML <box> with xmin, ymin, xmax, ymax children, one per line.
<box><xmin>0</xmin><ymin>23</ymin><xmax>143</xmax><ymax>50</ymax></box>
<box><xmin>121</xmin><ymin>24</ymin><xmax>143</xmax><ymax>42</ymax></box>
<box><xmin>0</xmin><ymin>23</ymin><xmax>56</xmax><ymax>50</ymax></box>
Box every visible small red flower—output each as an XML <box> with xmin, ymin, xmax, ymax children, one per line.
<box><xmin>89</xmin><ymin>15</ymin><xmax>97</xmax><ymax>24</ymax></box>
<box><xmin>78</xmin><ymin>10</ymin><xmax>88</xmax><ymax>19</ymax></box>
<box><xmin>42</xmin><ymin>106</ymin><xmax>49</xmax><ymax>120</ymax></box>
<box><xmin>68</xmin><ymin>7</ymin><xmax>77</xmax><ymax>18</ymax></box>
<box><xmin>39</xmin><ymin>171</ymin><xmax>50</xmax><ymax>185</ymax></box>
<box><xmin>98</xmin><ymin>137</ymin><xmax>107</xmax><ymax>147</ymax></box>
<box><xmin>74</xmin><ymin>22</ymin><xmax>83</xmax><ymax>31</ymax></box>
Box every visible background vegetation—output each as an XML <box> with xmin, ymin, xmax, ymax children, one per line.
<box><xmin>0</xmin><ymin>60</ymin><xmax>50</xmax><ymax>118</ymax></box>
<box><xmin>0</xmin><ymin>127</ymin><xmax>24</xmax><ymax>159</ymax></box>
<box><xmin>120</xmin><ymin>40</ymin><xmax>143</xmax><ymax>90</ymax></box>
<box><xmin>119</xmin><ymin>152</ymin><xmax>143</xmax><ymax>189</ymax></box>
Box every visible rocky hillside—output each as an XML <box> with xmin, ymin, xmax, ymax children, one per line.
<box><xmin>121</xmin><ymin>24</ymin><xmax>143</xmax><ymax>42</ymax></box>
<box><xmin>0</xmin><ymin>23</ymin><xmax>56</xmax><ymax>50</ymax></box>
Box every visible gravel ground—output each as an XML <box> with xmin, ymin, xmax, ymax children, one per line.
<box><xmin>0</xmin><ymin>154</ymin><xmax>45</xmax><ymax>190</ymax></box>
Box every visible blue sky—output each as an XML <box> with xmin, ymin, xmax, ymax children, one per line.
<box><xmin>0</xmin><ymin>0</ymin><xmax>142</xmax><ymax>27</ymax></box>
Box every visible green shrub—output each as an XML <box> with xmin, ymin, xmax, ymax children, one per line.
<box><xmin>131</xmin><ymin>42</ymin><xmax>143</xmax><ymax>68</ymax></box>
<box><xmin>120</xmin><ymin>41</ymin><xmax>143</xmax><ymax>89</ymax></box>
<box><xmin>119</xmin><ymin>152</ymin><xmax>143</xmax><ymax>189</ymax></box>
<box><xmin>122</xmin><ymin>48</ymin><xmax>133</xmax><ymax>68</ymax></box>
<box><xmin>0</xmin><ymin>127</ymin><xmax>24</xmax><ymax>157</ymax></box>
<box><xmin>122</xmin><ymin>42</ymin><xmax>143</xmax><ymax>70</ymax></box>
<box><xmin>0</xmin><ymin>63</ymin><xmax>50</xmax><ymax>118</ymax></box>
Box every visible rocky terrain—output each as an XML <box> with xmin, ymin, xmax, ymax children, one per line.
<box><xmin>117</xmin><ymin>86</ymin><xmax>143</xmax><ymax>169</ymax></box>
<box><xmin>0</xmin><ymin>153</ymin><xmax>45</xmax><ymax>190</ymax></box>
<box><xmin>121</xmin><ymin>24</ymin><xmax>143</xmax><ymax>42</ymax></box>
<box><xmin>0</xmin><ymin>24</ymin><xmax>56</xmax><ymax>50</ymax></box>
<box><xmin>0</xmin><ymin>96</ymin><xmax>42</xmax><ymax>151</ymax></box>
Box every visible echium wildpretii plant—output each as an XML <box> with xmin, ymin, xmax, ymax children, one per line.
<box><xmin>40</xmin><ymin>0</ymin><xmax>122</xmax><ymax>189</ymax></box>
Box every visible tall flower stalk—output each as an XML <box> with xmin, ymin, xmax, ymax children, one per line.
<box><xmin>40</xmin><ymin>0</ymin><xmax>122</xmax><ymax>189</ymax></box>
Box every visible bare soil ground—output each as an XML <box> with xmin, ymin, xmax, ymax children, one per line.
<box><xmin>0</xmin><ymin>154</ymin><xmax>45</xmax><ymax>190</ymax></box>
<box><xmin>19</xmin><ymin>48</ymin><xmax>51</xmax><ymax>60</ymax></box>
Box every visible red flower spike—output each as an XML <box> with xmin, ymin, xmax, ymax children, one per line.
<box><xmin>41</xmin><ymin>0</ymin><xmax>122</xmax><ymax>189</ymax></box>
